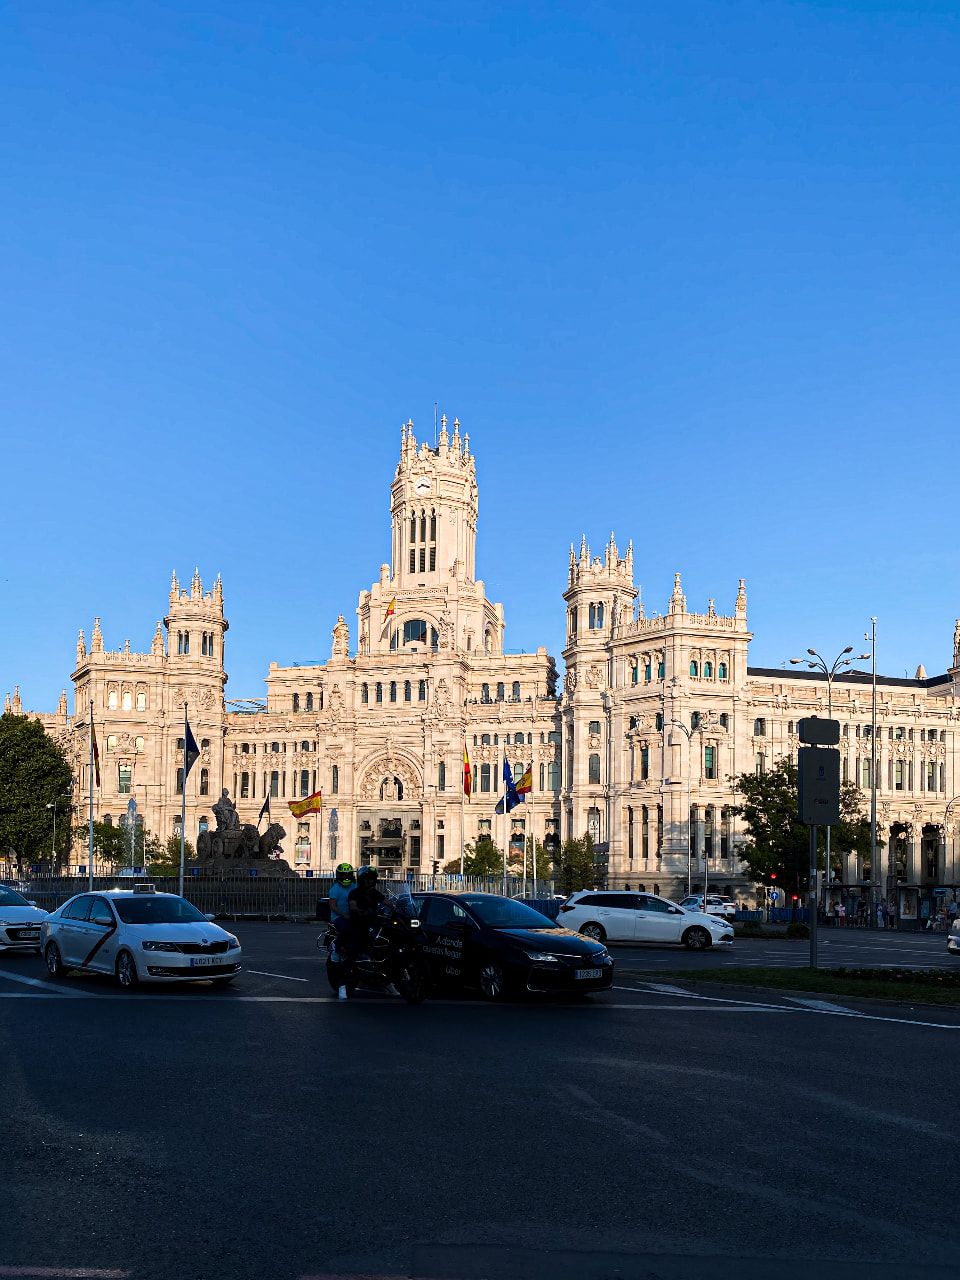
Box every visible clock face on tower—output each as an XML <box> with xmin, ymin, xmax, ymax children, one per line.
<box><xmin>413</xmin><ymin>477</ymin><xmax>431</xmax><ymax>496</ymax></box>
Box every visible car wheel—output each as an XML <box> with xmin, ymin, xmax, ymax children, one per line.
<box><xmin>115</xmin><ymin>949</ymin><xmax>139</xmax><ymax>989</ymax></box>
<box><xmin>44</xmin><ymin>941</ymin><xmax>67</xmax><ymax>978</ymax></box>
<box><xmin>683</xmin><ymin>927</ymin><xmax>711</xmax><ymax>951</ymax></box>
<box><xmin>579</xmin><ymin>922</ymin><xmax>605</xmax><ymax>942</ymax></box>
<box><xmin>479</xmin><ymin>962</ymin><xmax>507</xmax><ymax>1001</ymax></box>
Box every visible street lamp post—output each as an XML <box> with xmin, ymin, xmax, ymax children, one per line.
<box><xmin>45</xmin><ymin>801</ymin><xmax>57</xmax><ymax>862</ymax></box>
<box><xmin>790</xmin><ymin>645</ymin><xmax>870</xmax><ymax>919</ymax></box>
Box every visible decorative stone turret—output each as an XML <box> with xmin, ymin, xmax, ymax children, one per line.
<box><xmin>151</xmin><ymin>620</ymin><xmax>165</xmax><ymax>656</ymax></box>
<box><xmin>77</xmin><ymin>629</ymin><xmax>86</xmax><ymax>664</ymax></box>
<box><xmin>57</xmin><ymin>689</ymin><xmax>67</xmax><ymax>717</ymax></box>
<box><xmin>669</xmin><ymin>573</ymin><xmax>686</xmax><ymax>615</ymax></box>
<box><xmin>91</xmin><ymin>617</ymin><xmax>103</xmax><ymax>654</ymax></box>
<box><xmin>735</xmin><ymin>578</ymin><xmax>747</xmax><ymax>618</ymax></box>
<box><xmin>12</xmin><ymin>685</ymin><xmax>22</xmax><ymax>715</ymax></box>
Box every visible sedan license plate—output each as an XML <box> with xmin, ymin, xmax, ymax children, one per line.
<box><xmin>189</xmin><ymin>955</ymin><xmax>220</xmax><ymax>967</ymax></box>
<box><xmin>575</xmin><ymin>967</ymin><xmax>603</xmax><ymax>980</ymax></box>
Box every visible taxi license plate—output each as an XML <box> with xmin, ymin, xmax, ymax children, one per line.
<box><xmin>575</xmin><ymin>967</ymin><xmax>602</xmax><ymax>980</ymax></box>
<box><xmin>189</xmin><ymin>955</ymin><xmax>220</xmax><ymax>967</ymax></box>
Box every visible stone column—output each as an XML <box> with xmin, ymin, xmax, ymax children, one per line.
<box><xmin>905</xmin><ymin>823</ymin><xmax>918</xmax><ymax>884</ymax></box>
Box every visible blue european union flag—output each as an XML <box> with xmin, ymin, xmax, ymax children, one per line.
<box><xmin>495</xmin><ymin>754</ymin><xmax>522</xmax><ymax>815</ymax></box>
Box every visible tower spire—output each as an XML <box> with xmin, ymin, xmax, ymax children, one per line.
<box><xmin>76</xmin><ymin>629</ymin><xmax>86</xmax><ymax>664</ymax></box>
<box><xmin>670</xmin><ymin>573</ymin><xmax>686</xmax><ymax>615</ymax></box>
<box><xmin>91</xmin><ymin>617</ymin><xmax>103</xmax><ymax>653</ymax></box>
<box><xmin>735</xmin><ymin>577</ymin><xmax>747</xmax><ymax>617</ymax></box>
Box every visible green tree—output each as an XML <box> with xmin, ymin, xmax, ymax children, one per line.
<box><xmin>732</xmin><ymin>757</ymin><xmax>870</xmax><ymax>895</ymax></box>
<box><xmin>557</xmin><ymin>833</ymin><xmax>597</xmax><ymax>895</ymax></box>
<box><xmin>449</xmin><ymin>836</ymin><xmax>502</xmax><ymax>877</ymax></box>
<box><xmin>0</xmin><ymin>713</ymin><xmax>74</xmax><ymax>870</ymax></box>
<box><xmin>146</xmin><ymin>834</ymin><xmax>194</xmax><ymax>877</ymax></box>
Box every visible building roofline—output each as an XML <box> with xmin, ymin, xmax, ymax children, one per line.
<box><xmin>747</xmin><ymin>666</ymin><xmax>953</xmax><ymax>691</ymax></box>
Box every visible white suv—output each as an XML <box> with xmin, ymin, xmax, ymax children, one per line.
<box><xmin>559</xmin><ymin>891</ymin><xmax>734</xmax><ymax>950</ymax></box>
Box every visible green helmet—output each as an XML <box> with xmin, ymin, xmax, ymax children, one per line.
<box><xmin>335</xmin><ymin>862</ymin><xmax>355</xmax><ymax>886</ymax></box>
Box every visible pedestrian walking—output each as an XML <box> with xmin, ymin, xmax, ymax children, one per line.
<box><xmin>949</xmin><ymin>899</ymin><xmax>958</xmax><ymax>923</ymax></box>
<box><xmin>877</xmin><ymin>902</ymin><xmax>885</xmax><ymax>929</ymax></box>
<box><xmin>838</xmin><ymin>902</ymin><xmax>846</xmax><ymax>928</ymax></box>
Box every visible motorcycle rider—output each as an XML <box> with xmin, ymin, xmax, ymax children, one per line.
<box><xmin>328</xmin><ymin>862</ymin><xmax>356</xmax><ymax>972</ymax></box>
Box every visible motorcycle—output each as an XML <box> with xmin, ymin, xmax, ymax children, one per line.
<box><xmin>323</xmin><ymin>892</ymin><xmax>429</xmax><ymax>1004</ymax></box>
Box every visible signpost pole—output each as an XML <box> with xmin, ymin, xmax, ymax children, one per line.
<box><xmin>809</xmin><ymin>823</ymin><xmax>818</xmax><ymax>970</ymax></box>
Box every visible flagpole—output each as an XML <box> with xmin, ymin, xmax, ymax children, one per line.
<box><xmin>460</xmin><ymin>750</ymin><xmax>465</xmax><ymax>880</ymax></box>
<box><xmin>501</xmin><ymin>753</ymin><xmax>507</xmax><ymax>897</ymax></box>
<box><xmin>87</xmin><ymin>699</ymin><xmax>94</xmax><ymax>891</ymax></box>
<box><xmin>178</xmin><ymin>703</ymin><xmax>187</xmax><ymax>897</ymax></box>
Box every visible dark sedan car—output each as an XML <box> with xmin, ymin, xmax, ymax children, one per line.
<box><xmin>412</xmin><ymin>892</ymin><xmax>614</xmax><ymax>1000</ymax></box>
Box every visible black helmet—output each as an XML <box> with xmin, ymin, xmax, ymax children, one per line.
<box><xmin>357</xmin><ymin>866</ymin><xmax>379</xmax><ymax>888</ymax></box>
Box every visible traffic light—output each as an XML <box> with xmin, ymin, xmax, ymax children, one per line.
<box><xmin>431</xmin><ymin>860</ymin><xmax>439</xmax><ymax>875</ymax></box>
<box><xmin>770</xmin><ymin>872</ymin><xmax>777</xmax><ymax>880</ymax></box>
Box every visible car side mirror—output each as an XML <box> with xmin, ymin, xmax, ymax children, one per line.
<box><xmin>28</xmin><ymin>900</ymin><xmax>38</xmax><ymax>908</ymax></box>
<box><xmin>204</xmin><ymin>913</ymin><xmax>216</xmax><ymax>922</ymax></box>
<box><xmin>669</xmin><ymin>907</ymin><xmax>683</xmax><ymax>915</ymax></box>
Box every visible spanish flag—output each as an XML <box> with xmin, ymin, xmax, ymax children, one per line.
<box><xmin>463</xmin><ymin>746</ymin><xmax>472</xmax><ymax>798</ymax></box>
<box><xmin>288</xmin><ymin>790</ymin><xmax>323</xmax><ymax>818</ymax></box>
<box><xmin>515</xmin><ymin>766</ymin><xmax>532</xmax><ymax>795</ymax></box>
<box><xmin>384</xmin><ymin>597</ymin><xmax>396</xmax><ymax>620</ymax></box>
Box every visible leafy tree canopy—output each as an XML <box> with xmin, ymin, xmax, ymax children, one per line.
<box><xmin>557</xmin><ymin>833</ymin><xmax>598</xmax><ymax>895</ymax></box>
<box><xmin>732</xmin><ymin>757</ymin><xmax>869</xmax><ymax>895</ymax></box>
<box><xmin>0</xmin><ymin>713</ymin><xmax>74</xmax><ymax>868</ymax></box>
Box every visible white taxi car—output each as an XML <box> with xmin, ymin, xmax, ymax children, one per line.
<box><xmin>559</xmin><ymin>890</ymin><xmax>734</xmax><ymax>949</ymax></box>
<box><xmin>0</xmin><ymin>884</ymin><xmax>47</xmax><ymax>952</ymax></box>
<box><xmin>40</xmin><ymin>884</ymin><xmax>242</xmax><ymax>987</ymax></box>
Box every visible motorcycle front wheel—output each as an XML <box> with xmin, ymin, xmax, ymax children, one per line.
<box><xmin>395</xmin><ymin>955</ymin><xmax>429</xmax><ymax>1005</ymax></box>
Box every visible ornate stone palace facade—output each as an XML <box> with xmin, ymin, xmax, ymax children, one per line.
<box><xmin>12</xmin><ymin>418</ymin><xmax>960</xmax><ymax>913</ymax></box>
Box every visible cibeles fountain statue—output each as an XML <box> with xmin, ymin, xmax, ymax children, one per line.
<box><xmin>193</xmin><ymin>788</ymin><xmax>297</xmax><ymax>878</ymax></box>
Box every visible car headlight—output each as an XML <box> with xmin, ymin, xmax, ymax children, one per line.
<box><xmin>225</xmin><ymin>934</ymin><xmax>240</xmax><ymax>949</ymax></box>
<box><xmin>141</xmin><ymin>940</ymin><xmax>179</xmax><ymax>952</ymax></box>
<box><xmin>525</xmin><ymin>951</ymin><xmax>560</xmax><ymax>962</ymax></box>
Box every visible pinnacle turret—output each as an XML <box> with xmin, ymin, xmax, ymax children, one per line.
<box><xmin>77</xmin><ymin>629</ymin><xmax>86</xmax><ymax>664</ymax></box>
<box><xmin>91</xmin><ymin>617</ymin><xmax>103</xmax><ymax>653</ymax></box>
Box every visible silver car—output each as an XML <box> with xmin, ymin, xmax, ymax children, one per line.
<box><xmin>40</xmin><ymin>884</ymin><xmax>242</xmax><ymax>988</ymax></box>
<box><xmin>0</xmin><ymin>884</ymin><xmax>47</xmax><ymax>952</ymax></box>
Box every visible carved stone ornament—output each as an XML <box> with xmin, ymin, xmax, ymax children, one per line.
<box><xmin>564</xmin><ymin>667</ymin><xmax>577</xmax><ymax>696</ymax></box>
<box><xmin>438</xmin><ymin>613</ymin><xmax>455</xmax><ymax>651</ymax></box>
<box><xmin>358</xmin><ymin>754</ymin><xmax>422</xmax><ymax>801</ymax></box>
<box><xmin>331</xmin><ymin>615</ymin><xmax>350</xmax><ymax>661</ymax></box>
<box><xmin>329</xmin><ymin>684</ymin><xmax>344</xmax><ymax>723</ymax></box>
<box><xmin>197</xmin><ymin>687</ymin><xmax>215</xmax><ymax>711</ymax></box>
<box><xmin>173</xmin><ymin>687</ymin><xmax>187</xmax><ymax>710</ymax></box>
<box><xmin>586</xmin><ymin>664</ymin><xmax>604</xmax><ymax>690</ymax></box>
<box><xmin>431</xmin><ymin>678</ymin><xmax>451</xmax><ymax>722</ymax></box>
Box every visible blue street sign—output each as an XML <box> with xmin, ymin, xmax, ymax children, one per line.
<box><xmin>248</xmin><ymin>868</ymin><xmax>258</xmax><ymax>878</ymax></box>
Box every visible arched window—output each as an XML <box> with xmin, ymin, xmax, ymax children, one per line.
<box><xmin>570</xmin><ymin>606</ymin><xmax>578</xmax><ymax>636</ymax></box>
<box><xmin>271</xmin><ymin>741</ymin><xmax>280</xmax><ymax>753</ymax></box>
<box><xmin>718</xmin><ymin>661</ymin><xmax>728</xmax><ymax>680</ymax></box>
<box><xmin>754</xmin><ymin>718</ymin><xmax>766</xmax><ymax>737</ymax></box>
<box><xmin>361</xmin><ymin>683</ymin><xmax>368</xmax><ymax>704</ymax></box>
<box><xmin>644</xmin><ymin>660</ymin><xmax>652</xmax><ymax>683</ymax></box>
<box><xmin>293</xmin><ymin>693</ymin><xmax>300</xmax><ymax>712</ymax></box>
<box><xmin>690</xmin><ymin>660</ymin><xmax>699</xmax><ymax>678</ymax></box>
<box><xmin>305</xmin><ymin>692</ymin><xmax>314</xmax><ymax>712</ymax></box>
<box><xmin>104</xmin><ymin>813</ymin><xmax>113</xmax><ymax>826</ymax></box>
<box><xmin>657</xmin><ymin>658</ymin><xmax>665</xmax><ymax>679</ymax></box>
<box><xmin>418</xmin><ymin>680</ymin><xmax>426</xmax><ymax>701</ymax></box>
<box><xmin>512</xmin><ymin>681</ymin><xmax>520</xmax><ymax>700</ymax></box>
<box><xmin>375</xmin><ymin>683</ymin><xmax>383</xmax><ymax>703</ymax></box>
<box><xmin>404</xmin><ymin>680</ymin><xmax>411</xmax><ymax>702</ymax></box>
<box><xmin>176</xmin><ymin>767</ymin><xmax>184</xmax><ymax>794</ymax></box>
<box><xmin>200</xmin><ymin>768</ymin><xmax>209</xmax><ymax>796</ymax></box>
<box><xmin>121</xmin><ymin>690</ymin><xmax>132</xmax><ymax>710</ymax></box>
<box><xmin>301</xmin><ymin>740</ymin><xmax>310</xmax><ymax>751</ymax></box>
<box><xmin>136</xmin><ymin>690</ymin><xmax>146</xmax><ymax>711</ymax></box>
<box><xmin>241</xmin><ymin>743</ymin><xmax>250</xmax><ymax>754</ymax></box>
<box><xmin>588</xmin><ymin>603</ymin><xmax>596</xmax><ymax>629</ymax></box>
<box><xmin>481</xmin><ymin>734</ymin><xmax>491</xmax><ymax>745</ymax></box>
<box><xmin>389</xmin><ymin>681</ymin><xmax>397</xmax><ymax>703</ymax></box>
<box><xmin>514</xmin><ymin>732</ymin><xmax>524</xmax><ymax>745</ymax></box>
<box><xmin>703</xmin><ymin>661</ymin><xmax>713</xmax><ymax>679</ymax></box>
<box><xmin>597</xmin><ymin>603</ymin><xmax>604</xmax><ymax>628</ymax></box>
<box><xmin>300</xmin><ymin>768</ymin><xmax>310</xmax><ymax>796</ymax></box>
<box><xmin>108</xmin><ymin>690</ymin><xmax>118</xmax><ymax>710</ymax></box>
<box><xmin>547</xmin><ymin>761</ymin><xmax>560</xmax><ymax>790</ymax></box>
<box><xmin>403</xmin><ymin>618</ymin><xmax>428</xmax><ymax>646</ymax></box>
<box><xmin>270</xmin><ymin>771</ymin><xmax>280</xmax><ymax>798</ymax></box>
<box><xmin>496</xmin><ymin>682</ymin><xmax>505</xmax><ymax>701</ymax></box>
<box><xmin>182</xmin><ymin>632</ymin><xmax>190</xmax><ymax>655</ymax></box>
<box><xmin>589</xmin><ymin>753</ymin><xmax>601</xmax><ymax>784</ymax></box>
<box><xmin>630</xmin><ymin>661</ymin><xmax>639</xmax><ymax>685</ymax></box>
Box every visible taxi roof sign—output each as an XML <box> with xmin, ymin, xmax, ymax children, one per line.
<box><xmin>133</xmin><ymin>882</ymin><xmax>157</xmax><ymax>894</ymax></box>
<box><xmin>798</xmin><ymin>716</ymin><xmax>840</xmax><ymax>746</ymax></box>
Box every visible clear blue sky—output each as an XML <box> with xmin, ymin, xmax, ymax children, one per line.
<box><xmin>3</xmin><ymin>1</ymin><xmax>959</xmax><ymax>707</ymax></box>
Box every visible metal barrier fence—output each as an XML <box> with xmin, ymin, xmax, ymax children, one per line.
<box><xmin>7</xmin><ymin>874</ymin><xmax>562</xmax><ymax>921</ymax></box>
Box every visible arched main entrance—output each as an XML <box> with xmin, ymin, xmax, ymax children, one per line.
<box><xmin>356</xmin><ymin>752</ymin><xmax>424</xmax><ymax>874</ymax></box>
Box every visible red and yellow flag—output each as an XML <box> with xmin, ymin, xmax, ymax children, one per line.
<box><xmin>288</xmin><ymin>790</ymin><xmax>323</xmax><ymax>818</ymax></box>
<box><xmin>463</xmin><ymin>746</ymin><xmax>472</xmax><ymax>798</ymax></box>
<box><xmin>515</xmin><ymin>766</ymin><xmax>532</xmax><ymax>795</ymax></box>
<box><xmin>384</xmin><ymin>597</ymin><xmax>396</xmax><ymax>620</ymax></box>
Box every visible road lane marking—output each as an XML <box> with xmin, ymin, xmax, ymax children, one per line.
<box><xmin>785</xmin><ymin>997</ymin><xmax>854</xmax><ymax>1013</ymax></box>
<box><xmin>0</xmin><ymin>968</ymin><xmax>92</xmax><ymax>996</ymax></box>
<box><xmin>0</xmin><ymin>1268</ymin><xmax>131</xmax><ymax>1278</ymax></box>
<box><xmin>246</xmin><ymin>969</ymin><xmax>310</xmax><ymax>983</ymax></box>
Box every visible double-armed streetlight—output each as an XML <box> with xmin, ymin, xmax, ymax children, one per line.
<box><xmin>45</xmin><ymin>795</ymin><xmax>71</xmax><ymax>864</ymax></box>
<box><xmin>789</xmin><ymin>645</ymin><xmax>870</xmax><ymax>910</ymax></box>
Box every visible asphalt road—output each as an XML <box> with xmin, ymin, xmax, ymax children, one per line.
<box><xmin>1</xmin><ymin>924</ymin><xmax>958</xmax><ymax>1280</ymax></box>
